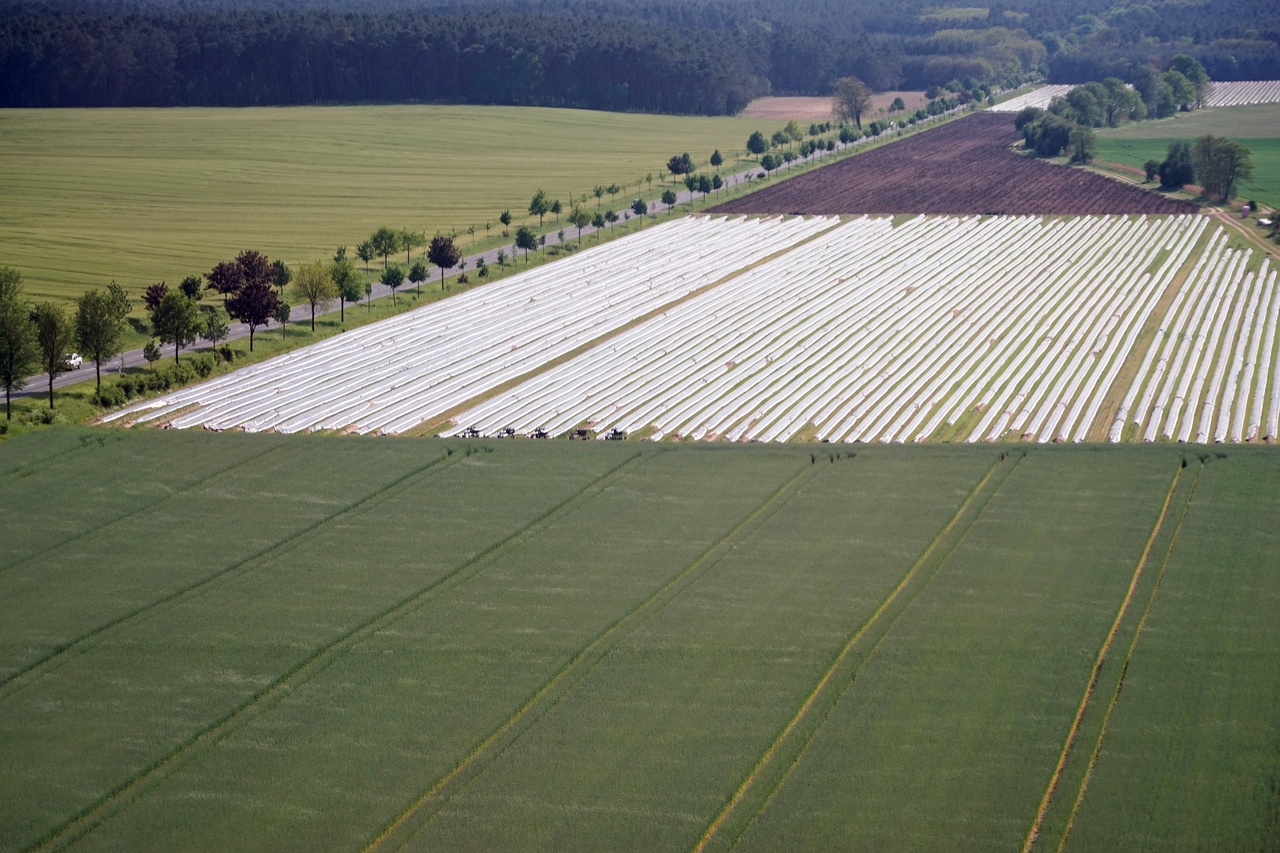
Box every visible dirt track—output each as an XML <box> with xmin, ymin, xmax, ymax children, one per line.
<box><xmin>709</xmin><ymin>112</ymin><xmax>1196</xmax><ymax>216</ymax></box>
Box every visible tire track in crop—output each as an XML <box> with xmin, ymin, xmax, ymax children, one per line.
<box><xmin>1020</xmin><ymin>459</ymin><xmax>1194</xmax><ymax>853</ymax></box>
<box><xmin>0</xmin><ymin>431</ymin><xmax>125</xmax><ymax>482</ymax></box>
<box><xmin>1049</xmin><ymin>460</ymin><xmax>1202</xmax><ymax>853</ymax></box>
<box><xmin>28</xmin><ymin>448</ymin><xmax>651</xmax><ymax>853</ymax></box>
<box><xmin>0</xmin><ymin>442</ymin><xmax>282</xmax><ymax>576</ymax></box>
<box><xmin>366</xmin><ymin>451</ymin><xmax>843</xmax><ymax>853</ymax></box>
<box><xmin>692</xmin><ymin>450</ymin><xmax>1023</xmax><ymax>853</ymax></box>
<box><xmin>0</xmin><ymin>445</ymin><xmax>457</xmax><ymax>698</ymax></box>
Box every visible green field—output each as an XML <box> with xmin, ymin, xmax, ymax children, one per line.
<box><xmin>1</xmin><ymin>430</ymin><xmax>1276</xmax><ymax>851</ymax></box>
<box><xmin>1096</xmin><ymin>103</ymin><xmax>1280</xmax><ymax>208</ymax></box>
<box><xmin>0</xmin><ymin>105</ymin><xmax>772</xmax><ymax>308</ymax></box>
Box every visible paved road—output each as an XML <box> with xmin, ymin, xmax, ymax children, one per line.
<box><xmin>16</xmin><ymin>115</ymin><xmax>958</xmax><ymax>399</ymax></box>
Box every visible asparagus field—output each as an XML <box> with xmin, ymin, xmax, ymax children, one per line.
<box><xmin>109</xmin><ymin>213</ymin><xmax>1280</xmax><ymax>444</ymax></box>
<box><xmin>0</xmin><ymin>429</ymin><xmax>1276</xmax><ymax>851</ymax></box>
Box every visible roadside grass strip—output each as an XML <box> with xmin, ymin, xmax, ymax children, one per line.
<box><xmin>693</xmin><ymin>451</ymin><xmax>1021</xmax><ymax>853</ymax></box>
<box><xmin>452</xmin><ymin>215</ymin><xmax>1219</xmax><ymax>444</ymax></box>
<box><xmin>102</xmin><ymin>216</ymin><xmax>831</xmax><ymax>435</ymax></box>
<box><xmin>1056</xmin><ymin>453</ymin><xmax>1280</xmax><ymax>850</ymax></box>
<box><xmin>1204</xmin><ymin>81</ymin><xmax>1280</xmax><ymax>107</ymax></box>
<box><xmin>989</xmin><ymin>86</ymin><xmax>1075</xmax><ymax>113</ymax></box>
<box><xmin>1114</xmin><ymin>236</ymin><xmax>1280</xmax><ymax>442</ymax></box>
<box><xmin>1</xmin><ymin>440</ymin><xmax>640</xmax><ymax>852</ymax></box>
<box><xmin>726</xmin><ymin>450</ymin><xmax>1181</xmax><ymax>850</ymax></box>
<box><xmin>1022</xmin><ymin>458</ymin><xmax>1199</xmax><ymax>852</ymax></box>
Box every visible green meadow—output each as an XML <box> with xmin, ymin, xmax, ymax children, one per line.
<box><xmin>0</xmin><ymin>105</ymin><xmax>771</xmax><ymax>307</ymax></box>
<box><xmin>0</xmin><ymin>431</ymin><xmax>1276</xmax><ymax>851</ymax></box>
<box><xmin>1095</xmin><ymin>103</ymin><xmax>1280</xmax><ymax>208</ymax></box>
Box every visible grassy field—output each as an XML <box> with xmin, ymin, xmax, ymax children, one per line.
<box><xmin>1095</xmin><ymin>103</ymin><xmax>1280</xmax><ymax>208</ymax></box>
<box><xmin>0</xmin><ymin>105</ymin><xmax>774</xmax><ymax>308</ymax></box>
<box><xmin>0</xmin><ymin>431</ymin><xmax>1276</xmax><ymax>851</ymax></box>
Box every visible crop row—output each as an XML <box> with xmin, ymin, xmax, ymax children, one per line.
<box><xmin>1112</xmin><ymin>235</ymin><xmax>1278</xmax><ymax>442</ymax></box>
<box><xmin>105</xmin><ymin>216</ymin><xmax>834</xmax><ymax>434</ymax></box>
<box><xmin>448</xmin><ymin>215</ymin><xmax>1211</xmax><ymax>443</ymax></box>
<box><xmin>1204</xmin><ymin>80</ymin><xmax>1280</xmax><ymax>107</ymax></box>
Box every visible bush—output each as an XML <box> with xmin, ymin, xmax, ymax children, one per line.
<box><xmin>191</xmin><ymin>353</ymin><xmax>215</xmax><ymax>378</ymax></box>
<box><xmin>215</xmin><ymin>344</ymin><xmax>235</xmax><ymax>364</ymax></box>
<box><xmin>95</xmin><ymin>384</ymin><xmax>127</xmax><ymax>408</ymax></box>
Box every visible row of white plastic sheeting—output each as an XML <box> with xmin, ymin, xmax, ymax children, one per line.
<box><xmin>988</xmin><ymin>85</ymin><xmax>1074</xmax><ymax>113</ymax></box>
<box><xmin>1112</xmin><ymin>235</ymin><xmax>1279</xmax><ymax>443</ymax></box>
<box><xmin>1205</xmin><ymin>81</ymin><xmax>1280</xmax><ymax>107</ymax></box>
<box><xmin>103</xmin><ymin>215</ymin><xmax>837</xmax><ymax>434</ymax></box>
<box><xmin>448</xmin><ymin>214</ymin><xmax>1212</xmax><ymax>443</ymax></box>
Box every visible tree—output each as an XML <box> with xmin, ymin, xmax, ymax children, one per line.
<box><xmin>356</xmin><ymin>240</ymin><xmax>375</xmax><ymax>272</ymax></box>
<box><xmin>833</xmin><ymin>77</ymin><xmax>873</xmax><ymax>129</ymax></box>
<box><xmin>710</xmin><ymin>149</ymin><xmax>723</xmax><ymax>168</ymax></box>
<box><xmin>397</xmin><ymin>228</ymin><xmax>425</xmax><ymax>264</ymax></box>
<box><xmin>683</xmin><ymin>173</ymin><xmax>697</xmax><ymax>206</ymax></box>
<box><xmin>143</xmin><ymin>282</ymin><xmax>169</xmax><ymax>312</ymax></box>
<box><xmin>226</xmin><ymin>276</ymin><xmax>278</xmax><ymax>352</ymax></box>
<box><xmin>746</xmin><ymin>131</ymin><xmax>768</xmax><ymax>159</ymax></box>
<box><xmin>274</xmin><ymin>297</ymin><xmax>291</xmax><ymax>339</ymax></box>
<box><xmin>1169</xmin><ymin>54</ymin><xmax>1209</xmax><ymax>107</ymax></box>
<box><xmin>515</xmin><ymin>226</ymin><xmax>537</xmax><ymax>262</ymax></box>
<box><xmin>206</xmin><ymin>260</ymin><xmax>243</xmax><ymax>303</ymax></box>
<box><xmin>74</xmin><ymin>286</ymin><xmax>129</xmax><ymax>392</ymax></box>
<box><xmin>605</xmin><ymin>210</ymin><xmax>618</xmax><ymax>231</ymax></box>
<box><xmin>712</xmin><ymin>174</ymin><xmax>723</xmax><ymax>191</ymax></box>
<box><xmin>593</xmin><ymin>185</ymin><xmax>605</xmax><ymax>207</ymax></box>
<box><xmin>271</xmin><ymin>259</ymin><xmax>292</xmax><ymax>293</ymax></box>
<box><xmin>381</xmin><ymin>263</ymin><xmax>405</xmax><ymax>306</ymax></box>
<box><xmin>568</xmin><ymin>204</ymin><xmax>591</xmax><ymax>243</ymax></box>
<box><xmin>179</xmin><ymin>274</ymin><xmax>204</xmax><ymax>300</ymax></box>
<box><xmin>606</xmin><ymin>183</ymin><xmax>621</xmax><ymax>206</ymax></box>
<box><xmin>291</xmin><ymin>259</ymin><xmax>338</xmax><ymax>330</ymax></box>
<box><xmin>499</xmin><ymin>209</ymin><xmax>512</xmax><ymax>236</ymax></box>
<box><xmin>771</xmin><ymin>129</ymin><xmax>789</xmax><ymax>148</ymax></box>
<box><xmin>1158</xmin><ymin>141</ymin><xmax>1196</xmax><ymax>189</ymax></box>
<box><xmin>890</xmin><ymin>96</ymin><xmax>906</xmax><ymax>112</ymax></box>
<box><xmin>550</xmin><ymin>200</ymin><xmax>562</xmax><ymax>223</ymax></box>
<box><xmin>143</xmin><ymin>339</ymin><xmax>162</xmax><ymax>368</ymax></box>
<box><xmin>1143</xmin><ymin>159</ymin><xmax>1161</xmax><ymax>182</ymax></box>
<box><xmin>0</xmin><ymin>267</ymin><xmax>37</xmax><ymax>419</ymax></box>
<box><xmin>151</xmin><ymin>291</ymin><xmax>202</xmax><ymax>363</ymax></box>
<box><xmin>761</xmin><ymin>153</ymin><xmax>779</xmax><ymax>174</ymax></box>
<box><xmin>1068</xmin><ymin>125</ymin><xmax>1097</xmax><ymax>164</ymax></box>
<box><xmin>528</xmin><ymin>189</ymin><xmax>552</xmax><ymax>226</ymax></box>
<box><xmin>667</xmin><ymin>154</ymin><xmax>693</xmax><ymax>179</ymax></box>
<box><xmin>201</xmin><ymin>309</ymin><xmax>230</xmax><ymax>351</ymax></box>
<box><xmin>631</xmin><ymin>198</ymin><xmax>648</xmax><ymax>218</ymax></box>
<box><xmin>31</xmin><ymin>301</ymin><xmax>73</xmax><ymax>409</ymax></box>
<box><xmin>427</xmin><ymin>235</ymin><xmax>462</xmax><ymax>289</ymax></box>
<box><xmin>371</xmin><ymin>227</ymin><xmax>397</xmax><ymax>268</ymax></box>
<box><xmin>1194</xmin><ymin>136</ymin><xmax>1253</xmax><ymax>202</ymax></box>
<box><xmin>591</xmin><ymin>212</ymin><xmax>606</xmax><ymax>235</ymax></box>
<box><xmin>409</xmin><ymin>259</ymin><xmax>428</xmax><ymax>296</ymax></box>
<box><xmin>697</xmin><ymin>174</ymin><xmax>713</xmax><ymax>201</ymax></box>
<box><xmin>331</xmin><ymin>257</ymin><xmax>362</xmax><ymax>323</ymax></box>
<box><xmin>661</xmin><ymin>189</ymin><xmax>678</xmax><ymax>208</ymax></box>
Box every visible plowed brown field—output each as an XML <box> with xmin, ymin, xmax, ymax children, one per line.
<box><xmin>709</xmin><ymin>112</ymin><xmax>1194</xmax><ymax>215</ymax></box>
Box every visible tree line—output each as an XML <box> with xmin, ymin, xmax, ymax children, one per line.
<box><xmin>6</xmin><ymin>0</ymin><xmax>1270</xmax><ymax>112</ymax></box>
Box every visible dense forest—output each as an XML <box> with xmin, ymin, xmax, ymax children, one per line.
<box><xmin>1</xmin><ymin>0</ymin><xmax>1277</xmax><ymax>113</ymax></box>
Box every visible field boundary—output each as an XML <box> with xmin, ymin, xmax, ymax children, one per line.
<box><xmin>1021</xmin><ymin>459</ymin><xmax>1195</xmax><ymax>852</ymax></box>
<box><xmin>365</xmin><ymin>452</ymin><xmax>840</xmax><ymax>851</ymax></box>
<box><xmin>1051</xmin><ymin>460</ymin><xmax>1203</xmax><ymax>851</ymax></box>
<box><xmin>693</xmin><ymin>450</ymin><xmax>1023</xmax><ymax>853</ymax></box>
